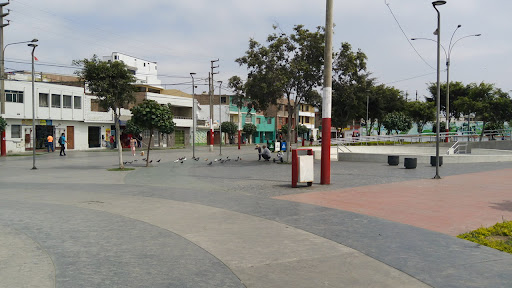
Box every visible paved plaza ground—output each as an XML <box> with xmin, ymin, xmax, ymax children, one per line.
<box><xmin>1</xmin><ymin>145</ymin><xmax>511</xmax><ymax>287</ymax></box>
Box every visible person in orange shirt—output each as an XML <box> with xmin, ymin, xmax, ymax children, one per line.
<box><xmin>47</xmin><ymin>134</ymin><xmax>54</xmax><ymax>152</ymax></box>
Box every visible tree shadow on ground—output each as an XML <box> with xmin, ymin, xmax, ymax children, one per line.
<box><xmin>489</xmin><ymin>200</ymin><xmax>512</xmax><ymax>212</ymax></box>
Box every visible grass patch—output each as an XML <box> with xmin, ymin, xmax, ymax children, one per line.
<box><xmin>107</xmin><ymin>168</ymin><xmax>135</xmax><ymax>171</ymax></box>
<box><xmin>458</xmin><ymin>221</ymin><xmax>512</xmax><ymax>254</ymax></box>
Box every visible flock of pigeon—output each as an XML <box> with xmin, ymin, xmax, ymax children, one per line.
<box><xmin>173</xmin><ymin>155</ymin><xmax>242</xmax><ymax>166</ymax></box>
<box><xmin>123</xmin><ymin>156</ymin><xmax>242</xmax><ymax>166</ymax></box>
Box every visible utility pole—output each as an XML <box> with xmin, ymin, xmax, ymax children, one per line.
<box><xmin>0</xmin><ymin>1</ymin><xmax>8</xmax><ymax>115</ymax></box>
<box><xmin>210</xmin><ymin>59</ymin><xmax>219</xmax><ymax>152</ymax></box>
<box><xmin>0</xmin><ymin>1</ymin><xmax>9</xmax><ymax>157</ymax></box>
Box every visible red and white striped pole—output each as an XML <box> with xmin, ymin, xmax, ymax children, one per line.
<box><xmin>321</xmin><ymin>0</ymin><xmax>333</xmax><ymax>185</ymax></box>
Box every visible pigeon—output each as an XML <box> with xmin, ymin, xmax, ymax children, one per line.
<box><xmin>207</xmin><ymin>161</ymin><xmax>213</xmax><ymax>165</ymax></box>
<box><xmin>194</xmin><ymin>157</ymin><xmax>200</xmax><ymax>161</ymax></box>
<box><xmin>180</xmin><ymin>160</ymin><xmax>184</xmax><ymax>164</ymax></box>
<box><xmin>157</xmin><ymin>159</ymin><xmax>161</xmax><ymax>163</ymax></box>
<box><xmin>220</xmin><ymin>160</ymin><xmax>225</xmax><ymax>163</ymax></box>
<box><xmin>133</xmin><ymin>159</ymin><xmax>138</xmax><ymax>162</ymax></box>
<box><xmin>174</xmin><ymin>159</ymin><xmax>180</xmax><ymax>163</ymax></box>
<box><xmin>182</xmin><ymin>157</ymin><xmax>187</xmax><ymax>161</ymax></box>
<box><xmin>236</xmin><ymin>156</ymin><xmax>240</xmax><ymax>161</ymax></box>
<box><xmin>123</xmin><ymin>161</ymin><xmax>127</xmax><ymax>165</ymax></box>
<box><xmin>214</xmin><ymin>159</ymin><xmax>218</xmax><ymax>162</ymax></box>
<box><xmin>142</xmin><ymin>158</ymin><xmax>147</xmax><ymax>161</ymax></box>
<box><xmin>226</xmin><ymin>158</ymin><xmax>231</xmax><ymax>162</ymax></box>
<box><xmin>149</xmin><ymin>160</ymin><xmax>153</xmax><ymax>163</ymax></box>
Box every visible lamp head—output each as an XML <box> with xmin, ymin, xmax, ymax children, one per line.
<box><xmin>190</xmin><ymin>72</ymin><xmax>196</xmax><ymax>76</ymax></box>
<box><xmin>457</xmin><ymin>24</ymin><xmax>462</xmax><ymax>28</ymax></box>
<box><xmin>31</xmin><ymin>39</ymin><xmax>38</xmax><ymax>43</ymax></box>
<box><xmin>432</xmin><ymin>1</ymin><xmax>447</xmax><ymax>6</ymax></box>
<box><xmin>475</xmin><ymin>34</ymin><xmax>482</xmax><ymax>36</ymax></box>
<box><xmin>27</xmin><ymin>43</ymin><xmax>38</xmax><ymax>48</ymax></box>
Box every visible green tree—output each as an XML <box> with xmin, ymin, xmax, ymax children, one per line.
<box><xmin>452</xmin><ymin>82</ymin><xmax>512</xmax><ymax>141</ymax></box>
<box><xmin>297</xmin><ymin>124</ymin><xmax>309</xmax><ymax>137</ymax></box>
<box><xmin>405</xmin><ymin>101</ymin><xmax>436</xmax><ymax>133</ymax></box>
<box><xmin>221</xmin><ymin>121</ymin><xmax>237</xmax><ymax>140</ymax></box>
<box><xmin>382</xmin><ymin>112</ymin><xmax>412</xmax><ymax>135</ymax></box>
<box><xmin>236</xmin><ymin>24</ymin><xmax>325</xmax><ymax>160</ymax></box>
<box><xmin>243</xmin><ymin>123</ymin><xmax>257</xmax><ymax>144</ymax></box>
<box><xmin>128</xmin><ymin>100</ymin><xmax>175</xmax><ymax>167</ymax></box>
<box><xmin>427</xmin><ymin>81</ymin><xmax>470</xmax><ymax>120</ymax></box>
<box><xmin>74</xmin><ymin>55</ymin><xmax>136</xmax><ymax>169</ymax></box>
<box><xmin>0</xmin><ymin>116</ymin><xmax>6</xmax><ymax>132</ymax></box>
<box><xmin>332</xmin><ymin>42</ymin><xmax>373</xmax><ymax>129</ymax></box>
<box><xmin>280</xmin><ymin>124</ymin><xmax>289</xmax><ymax>136</ymax></box>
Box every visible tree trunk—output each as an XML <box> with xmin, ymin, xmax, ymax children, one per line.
<box><xmin>115</xmin><ymin>110</ymin><xmax>124</xmax><ymax>169</ymax></box>
<box><xmin>146</xmin><ymin>129</ymin><xmax>153</xmax><ymax>167</ymax></box>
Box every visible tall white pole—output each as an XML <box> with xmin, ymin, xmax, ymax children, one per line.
<box><xmin>321</xmin><ymin>0</ymin><xmax>333</xmax><ymax>185</ymax></box>
<box><xmin>218</xmin><ymin>81</ymin><xmax>222</xmax><ymax>155</ymax></box>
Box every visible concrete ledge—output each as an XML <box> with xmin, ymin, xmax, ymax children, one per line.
<box><xmin>339</xmin><ymin>152</ymin><xmax>512</xmax><ymax>164</ymax></box>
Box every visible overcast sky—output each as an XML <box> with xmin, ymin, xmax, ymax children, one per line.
<box><xmin>4</xmin><ymin>0</ymin><xmax>511</xmax><ymax>99</ymax></box>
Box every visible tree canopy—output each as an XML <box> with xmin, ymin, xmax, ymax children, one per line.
<box><xmin>128</xmin><ymin>99</ymin><xmax>175</xmax><ymax>166</ymax></box>
<box><xmin>221</xmin><ymin>121</ymin><xmax>237</xmax><ymax>136</ymax></box>
<box><xmin>235</xmin><ymin>24</ymin><xmax>324</xmax><ymax>160</ymax></box>
<box><xmin>74</xmin><ymin>55</ymin><xmax>136</xmax><ymax>169</ymax></box>
<box><xmin>0</xmin><ymin>116</ymin><xmax>6</xmax><ymax>132</ymax></box>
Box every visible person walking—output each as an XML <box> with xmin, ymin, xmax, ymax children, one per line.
<box><xmin>47</xmin><ymin>134</ymin><xmax>54</xmax><ymax>152</ymax></box>
<box><xmin>59</xmin><ymin>133</ymin><xmax>67</xmax><ymax>156</ymax></box>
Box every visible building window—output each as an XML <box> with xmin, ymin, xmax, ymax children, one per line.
<box><xmin>91</xmin><ymin>99</ymin><xmax>108</xmax><ymax>112</ymax></box>
<box><xmin>305</xmin><ymin>117</ymin><xmax>310</xmax><ymax>123</ymax></box>
<box><xmin>245</xmin><ymin>115</ymin><xmax>252</xmax><ymax>123</ymax></box>
<box><xmin>51</xmin><ymin>94</ymin><xmax>61</xmax><ymax>108</ymax></box>
<box><xmin>221</xmin><ymin>96</ymin><xmax>227</xmax><ymax>104</ymax></box>
<box><xmin>267</xmin><ymin>118</ymin><xmax>272</xmax><ymax>124</ymax></box>
<box><xmin>63</xmin><ymin>95</ymin><xmax>72</xmax><ymax>108</ymax></box>
<box><xmin>74</xmin><ymin>96</ymin><xmax>82</xmax><ymax>109</ymax></box>
<box><xmin>6</xmin><ymin>90</ymin><xmax>23</xmax><ymax>103</ymax></box>
<box><xmin>256</xmin><ymin>118</ymin><xmax>261</xmax><ymax>124</ymax></box>
<box><xmin>11</xmin><ymin>125</ymin><xmax>21</xmax><ymax>138</ymax></box>
<box><xmin>39</xmin><ymin>93</ymin><xmax>49</xmax><ymax>107</ymax></box>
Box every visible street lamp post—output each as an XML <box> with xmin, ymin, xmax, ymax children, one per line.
<box><xmin>432</xmin><ymin>0</ymin><xmax>446</xmax><ymax>179</ymax></box>
<box><xmin>190</xmin><ymin>72</ymin><xmax>196</xmax><ymax>159</ymax></box>
<box><xmin>412</xmin><ymin>31</ymin><xmax>481</xmax><ymax>142</ymax></box>
<box><xmin>28</xmin><ymin>43</ymin><xmax>38</xmax><ymax>170</ymax></box>
<box><xmin>1</xmin><ymin>38</ymin><xmax>38</xmax><ymax>157</ymax></box>
<box><xmin>218</xmin><ymin>81</ymin><xmax>222</xmax><ymax>155</ymax></box>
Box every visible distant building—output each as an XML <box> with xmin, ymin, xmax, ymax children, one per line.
<box><xmin>103</xmin><ymin>52</ymin><xmax>161</xmax><ymax>87</ymax></box>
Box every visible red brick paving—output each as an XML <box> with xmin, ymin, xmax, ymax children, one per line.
<box><xmin>275</xmin><ymin>169</ymin><xmax>512</xmax><ymax>236</ymax></box>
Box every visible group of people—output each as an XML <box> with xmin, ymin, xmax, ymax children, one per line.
<box><xmin>46</xmin><ymin>133</ymin><xmax>67</xmax><ymax>156</ymax></box>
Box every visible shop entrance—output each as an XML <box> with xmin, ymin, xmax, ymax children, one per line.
<box><xmin>35</xmin><ymin>125</ymin><xmax>54</xmax><ymax>149</ymax></box>
<box><xmin>88</xmin><ymin>126</ymin><xmax>101</xmax><ymax>148</ymax></box>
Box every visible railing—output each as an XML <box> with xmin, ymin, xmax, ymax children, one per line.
<box><xmin>329</xmin><ymin>129</ymin><xmax>511</xmax><ymax>146</ymax></box>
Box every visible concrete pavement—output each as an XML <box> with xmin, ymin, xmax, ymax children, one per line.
<box><xmin>1</xmin><ymin>145</ymin><xmax>511</xmax><ymax>287</ymax></box>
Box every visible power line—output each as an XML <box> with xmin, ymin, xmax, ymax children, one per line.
<box><xmin>384</xmin><ymin>71</ymin><xmax>439</xmax><ymax>85</ymax></box>
<box><xmin>384</xmin><ymin>1</ymin><xmax>435</xmax><ymax>70</ymax></box>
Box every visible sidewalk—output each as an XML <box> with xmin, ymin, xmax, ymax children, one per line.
<box><xmin>0</xmin><ymin>146</ymin><xmax>511</xmax><ymax>287</ymax></box>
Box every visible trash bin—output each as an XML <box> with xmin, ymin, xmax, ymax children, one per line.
<box><xmin>388</xmin><ymin>155</ymin><xmax>399</xmax><ymax>166</ymax></box>
<box><xmin>281</xmin><ymin>141</ymin><xmax>287</xmax><ymax>152</ymax></box>
<box><xmin>268</xmin><ymin>141</ymin><xmax>275</xmax><ymax>152</ymax></box>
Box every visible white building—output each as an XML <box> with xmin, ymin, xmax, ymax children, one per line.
<box><xmin>3</xmin><ymin>78</ymin><xmax>114</xmax><ymax>153</ymax></box>
<box><xmin>103</xmin><ymin>52</ymin><xmax>161</xmax><ymax>87</ymax></box>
